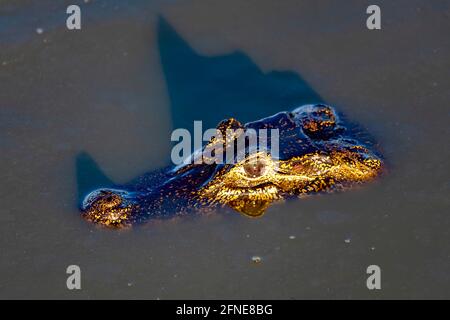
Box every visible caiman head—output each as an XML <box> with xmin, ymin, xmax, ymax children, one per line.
<box><xmin>80</xmin><ymin>104</ymin><xmax>383</xmax><ymax>227</ymax></box>
<box><xmin>186</xmin><ymin>103</ymin><xmax>383</xmax><ymax>217</ymax></box>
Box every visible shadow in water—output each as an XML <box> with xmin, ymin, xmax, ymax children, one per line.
<box><xmin>157</xmin><ymin>16</ymin><xmax>324</xmax><ymax>133</ymax></box>
<box><xmin>76</xmin><ymin>152</ymin><xmax>114</xmax><ymax>204</ymax></box>
<box><xmin>76</xmin><ymin>16</ymin><xmax>324</xmax><ymax>201</ymax></box>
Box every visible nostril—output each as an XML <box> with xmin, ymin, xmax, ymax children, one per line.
<box><xmin>81</xmin><ymin>189</ymin><xmax>123</xmax><ymax>210</ymax></box>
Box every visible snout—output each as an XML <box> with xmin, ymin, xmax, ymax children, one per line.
<box><xmin>81</xmin><ymin>188</ymin><xmax>138</xmax><ymax>227</ymax></box>
<box><xmin>291</xmin><ymin>104</ymin><xmax>338</xmax><ymax>138</ymax></box>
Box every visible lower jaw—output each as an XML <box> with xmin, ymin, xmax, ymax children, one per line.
<box><xmin>227</xmin><ymin>198</ymin><xmax>274</xmax><ymax>217</ymax></box>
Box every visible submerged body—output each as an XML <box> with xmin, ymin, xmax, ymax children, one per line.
<box><xmin>81</xmin><ymin>104</ymin><xmax>383</xmax><ymax>227</ymax></box>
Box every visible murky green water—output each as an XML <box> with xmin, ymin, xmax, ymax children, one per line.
<box><xmin>0</xmin><ymin>0</ymin><xmax>449</xmax><ymax>299</ymax></box>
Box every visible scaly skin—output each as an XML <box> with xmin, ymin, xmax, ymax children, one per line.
<box><xmin>81</xmin><ymin>104</ymin><xmax>383</xmax><ymax>228</ymax></box>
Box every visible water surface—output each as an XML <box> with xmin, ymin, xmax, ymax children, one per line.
<box><xmin>0</xmin><ymin>0</ymin><xmax>449</xmax><ymax>299</ymax></box>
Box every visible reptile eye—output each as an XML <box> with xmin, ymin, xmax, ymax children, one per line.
<box><xmin>243</xmin><ymin>159</ymin><xmax>267</xmax><ymax>178</ymax></box>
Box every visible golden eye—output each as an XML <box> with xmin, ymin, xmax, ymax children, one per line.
<box><xmin>243</xmin><ymin>158</ymin><xmax>267</xmax><ymax>178</ymax></box>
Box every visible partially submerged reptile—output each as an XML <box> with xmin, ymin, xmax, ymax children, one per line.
<box><xmin>81</xmin><ymin>104</ymin><xmax>383</xmax><ymax>228</ymax></box>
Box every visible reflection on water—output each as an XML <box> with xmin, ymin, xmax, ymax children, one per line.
<box><xmin>0</xmin><ymin>0</ymin><xmax>449</xmax><ymax>299</ymax></box>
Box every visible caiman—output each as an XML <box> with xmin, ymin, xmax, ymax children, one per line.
<box><xmin>80</xmin><ymin>104</ymin><xmax>383</xmax><ymax>228</ymax></box>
